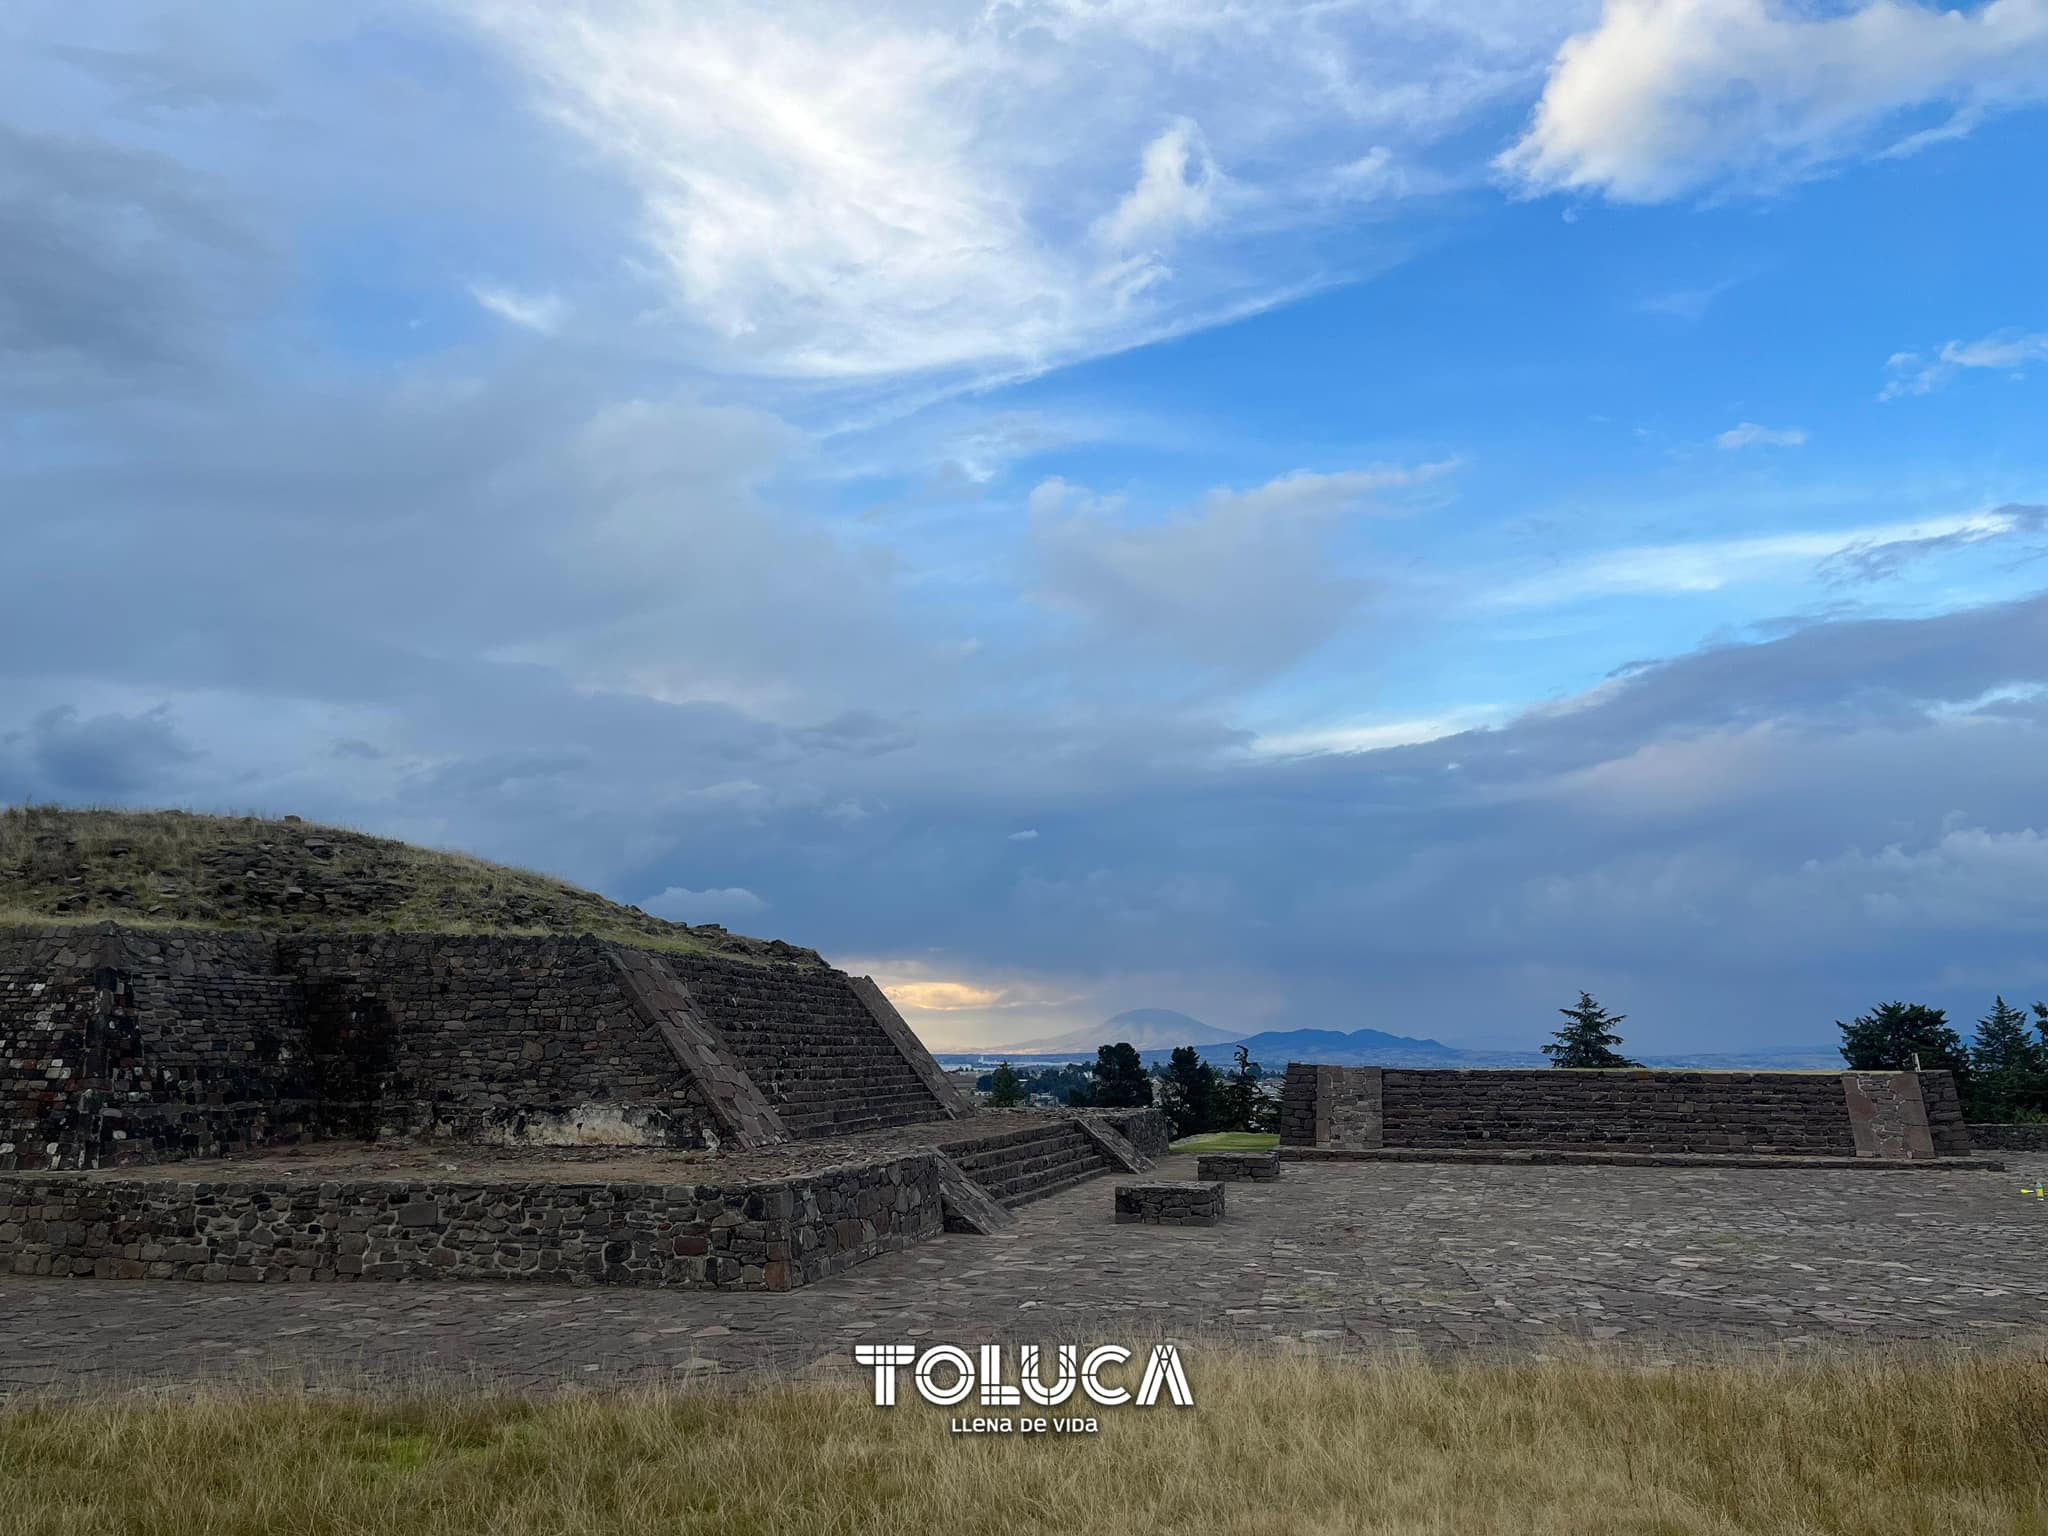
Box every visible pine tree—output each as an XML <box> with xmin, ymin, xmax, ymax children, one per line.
<box><xmin>1837</xmin><ymin>1001</ymin><xmax>1970</xmax><ymax>1096</ymax></box>
<box><xmin>1089</xmin><ymin>1042</ymin><xmax>1153</xmax><ymax>1109</ymax></box>
<box><xmin>1543</xmin><ymin>991</ymin><xmax>1640</xmax><ymax>1068</ymax></box>
<box><xmin>1160</xmin><ymin>1046</ymin><xmax>1220</xmax><ymax>1139</ymax></box>
<box><xmin>988</xmin><ymin>1061</ymin><xmax>1025</xmax><ymax>1108</ymax></box>
<box><xmin>1969</xmin><ymin>998</ymin><xmax>2047</xmax><ymax>1120</ymax></box>
<box><xmin>1220</xmin><ymin>1046</ymin><xmax>1268</xmax><ymax>1132</ymax></box>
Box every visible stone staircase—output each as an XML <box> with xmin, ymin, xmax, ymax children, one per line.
<box><xmin>940</xmin><ymin>1120</ymin><xmax>1117</xmax><ymax>1208</ymax></box>
<box><xmin>678</xmin><ymin>959</ymin><xmax>946</xmax><ymax>1139</ymax></box>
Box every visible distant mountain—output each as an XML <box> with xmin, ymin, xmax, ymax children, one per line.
<box><xmin>998</xmin><ymin>1007</ymin><xmax>1240</xmax><ymax>1054</ymax></box>
<box><xmin>1198</xmin><ymin>1026</ymin><xmax>1467</xmax><ymax>1069</ymax></box>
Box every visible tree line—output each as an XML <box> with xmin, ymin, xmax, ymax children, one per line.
<box><xmin>1545</xmin><ymin>990</ymin><xmax>2048</xmax><ymax>1122</ymax></box>
<box><xmin>983</xmin><ymin>1042</ymin><xmax>1278</xmax><ymax>1137</ymax></box>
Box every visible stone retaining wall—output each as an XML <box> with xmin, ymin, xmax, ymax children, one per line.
<box><xmin>1966</xmin><ymin>1123</ymin><xmax>2048</xmax><ymax>1151</ymax></box>
<box><xmin>1</xmin><ymin>923</ymin><xmax>963</xmax><ymax>1170</ymax></box>
<box><xmin>0</xmin><ymin>1151</ymin><xmax>941</xmax><ymax>1291</ymax></box>
<box><xmin>1093</xmin><ymin>1106</ymin><xmax>1171</xmax><ymax>1160</ymax></box>
<box><xmin>1281</xmin><ymin>1063</ymin><xmax>1974</xmax><ymax>1157</ymax></box>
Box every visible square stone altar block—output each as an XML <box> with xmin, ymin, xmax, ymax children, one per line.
<box><xmin>1196</xmin><ymin>1150</ymin><xmax>1281</xmax><ymax>1182</ymax></box>
<box><xmin>1114</xmin><ymin>1180</ymin><xmax>1225</xmax><ymax>1226</ymax></box>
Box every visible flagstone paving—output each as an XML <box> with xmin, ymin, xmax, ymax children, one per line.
<box><xmin>3</xmin><ymin>1153</ymin><xmax>2044</xmax><ymax>1395</ymax></box>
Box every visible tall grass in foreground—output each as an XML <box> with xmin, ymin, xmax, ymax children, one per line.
<box><xmin>3</xmin><ymin>1348</ymin><xmax>2044</xmax><ymax>1535</ymax></box>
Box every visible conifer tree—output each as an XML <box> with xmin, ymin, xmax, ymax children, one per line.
<box><xmin>1837</xmin><ymin>1001</ymin><xmax>1970</xmax><ymax>1095</ymax></box>
<box><xmin>1161</xmin><ymin>1046</ymin><xmax>1220</xmax><ymax>1138</ymax></box>
<box><xmin>1089</xmin><ymin>1041</ymin><xmax>1153</xmax><ymax>1108</ymax></box>
<box><xmin>1543</xmin><ymin>991</ymin><xmax>1639</xmax><ymax>1068</ymax></box>
<box><xmin>1969</xmin><ymin>998</ymin><xmax>2047</xmax><ymax>1120</ymax></box>
<box><xmin>988</xmin><ymin>1061</ymin><xmax>1025</xmax><ymax>1108</ymax></box>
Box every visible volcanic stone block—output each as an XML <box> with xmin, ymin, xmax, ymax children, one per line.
<box><xmin>1114</xmin><ymin>1179</ymin><xmax>1224</xmax><ymax>1226</ymax></box>
<box><xmin>1196</xmin><ymin>1150</ymin><xmax>1279</xmax><ymax>1182</ymax></box>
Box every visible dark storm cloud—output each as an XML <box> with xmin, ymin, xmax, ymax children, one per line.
<box><xmin>1</xmin><ymin>705</ymin><xmax>199</xmax><ymax>800</ymax></box>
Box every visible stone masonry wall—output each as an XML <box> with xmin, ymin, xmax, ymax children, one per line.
<box><xmin>1096</xmin><ymin>1106</ymin><xmax>1171</xmax><ymax>1159</ymax></box>
<box><xmin>0</xmin><ymin>1151</ymin><xmax>941</xmax><ymax>1291</ymax></box>
<box><xmin>2</xmin><ymin>928</ymin><xmax>326</xmax><ymax>1172</ymax></box>
<box><xmin>1279</xmin><ymin>1063</ymin><xmax>1318</xmax><ymax>1147</ymax></box>
<box><xmin>1917</xmin><ymin>1070</ymin><xmax>1972</xmax><ymax>1155</ymax></box>
<box><xmin>0</xmin><ymin>932</ymin><xmax>100</xmax><ymax>1171</ymax></box>
<box><xmin>280</xmin><ymin>934</ymin><xmax>721</xmax><ymax>1148</ymax></box>
<box><xmin>1380</xmin><ymin>1069</ymin><xmax>1857</xmax><ymax>1154</ymax></box>
<box><xmin>1283</xmin><ymin>1064</ymin><xmax>1899</xmax><ymax>1156</ymax></box>
<box><xmin>1964</xmin><ymin>1123</ymin><xmax>2048</xmax><ymax>1151</ymax></box>
<box><xmin>2</xmin><ymin>923</ymin><xmax>964</xmax><ymax>1167</ymax></box>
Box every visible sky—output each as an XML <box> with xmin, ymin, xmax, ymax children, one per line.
<box><xmin>2</xmin><ymin>0</ymin><xmax>2045</xmax><ymax>1055</ymax></box>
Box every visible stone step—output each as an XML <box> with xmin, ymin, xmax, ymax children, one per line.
<box><xmin>955</xmin><ymin>1132</ymin><xmax>1093</xmax><ymax>1180</ymax></box>
<box><xmin>941</xmin><ymin>1120</ymin><xmax>1085</xmax><ymax>1158</ymax></box>
<box><xmin>981</xmin><ymin>1160</ymin><xmax>1105</xmax><ymax>1204</ymax></box>
<box><xmin>1007</xmin><ymin>1162</ymin><xmax>1111</xmax><ymax>1207</ymax></box>
<box><xmin>951</xmin><ymin>1135</ymin><xmax>1088</xmax><ymax>1184</ymax></box>
<box><xmin>951</xmin><ymin>1125</ymin><xmax>1114</xmax><ymax>1206</ymax></box>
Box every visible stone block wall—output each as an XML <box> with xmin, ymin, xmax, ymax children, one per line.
<box><xmin>1094</xmin><ymin>1106</ymin><xmax>1171</xmax><ymax>1160</ymax></box>
<box><xmin>1114</xmin><ymin>1180</ymin><xmax>1224</xmax><ymax>1226</ymax></box>
<box><xmin>281</xmin><ymin>934</ymin><xmax>721</xmax><ymax>1148</ymax></box>
<box><xmin>1</xmin><ymin>932</ymin><xmax>100</xmax><ymax>1170</ymax></box>
<box><xmin>1279</xmin><ymin>1063</ymin><xmax>1318</xmax><ymax>1147</ymax></box>
<box><xmin>1917</xmin><ymin>1070</ymin><xmax>1972</xmax><ymax>1155</ymax></box>
<box><xmin>1280</xmin><ymin>1064</ymin><xmax>1975</xmax><ymax>1157</ymax></box>
<box><xmin>1966</xmin><ymin>1123</ymin><xmax>2048</xmax><ymax>1151</ymax></box>
<box><xmin>1</xmin><ymin>923</ymin><xmax>967</xmax><ymax>1168</ymax></box>
<box><xmin>3</xmin><ymin>928</ymin><xmax>328</xmax><ymax>1172</ymax></box>
<box><xmin>1380</xmin><ymin>1069</ymin><xmax>1859</xmax><ymax>1155</ymax></box>
<box><xmin>1277</xmin><ymin>1064</ymin><xmax>1381</xmax><ymax>1149</ymax></box>
<box><xmin>0</xmin><ymin>1151</ymin><xmax>942</xmax><ymax>1291</ymax></box>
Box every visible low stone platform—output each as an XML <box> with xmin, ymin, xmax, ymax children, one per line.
<box><xmin>1281</xmin><ymin>1147</ymin><xmax>2005</xmax><ymax>1170</ymax></box>
<box><xmin>0</xmin><ymin>1107</ymin><xmax>1171</xmax><ymax>1292</ymax></box>
<box><xmin>1114</xmin><ymin>1180</ymin><xmax>1225</xmax><ymax>1226</ymax></box>
<box><xmin>0</xmin><ymin>1152</ymin><xmax>941</xmax><ymax>1292</ymax></box>
<box><xmin>1198</xmin><ymin>1150</ymin><xmax>1280</xmax><ymax>1182</ymax></box>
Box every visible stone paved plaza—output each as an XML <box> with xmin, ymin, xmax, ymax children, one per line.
<box><xmin>4</xmin><ymin>1151</ymin><xmax>2044</xmax><ymax>1395</ymax></box>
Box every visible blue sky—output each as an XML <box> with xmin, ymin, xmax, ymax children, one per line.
<box><xmin>3</xmin><ymin>0</ymin><xmax>2045</xmax><ymax>1053</ymax></box>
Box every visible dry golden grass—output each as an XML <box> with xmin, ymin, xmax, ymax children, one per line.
<box><xmin>0</xmin><ymin>805</ymin><xmax>794</xmax><ymax>962</ymax></box>
<box><xmin>3</xmin><ymin>1347</ymin><xmax>2044</xmax><ymax>1535</ymax></box>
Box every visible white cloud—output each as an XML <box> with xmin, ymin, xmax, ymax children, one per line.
<box><xmin>642</xmin><ymin>884</ymin><xmax>769</xmax><ymax>922</ymax></box>
<box><xmin>1248</xmin><ymin>710</ymin><xmax>1498</xmax><ymax>758</ymax></box>
<box><xmin>1881</xmin><ymin>329</ymin><xmax>2048</xmax><ymax>398</ymax></box>
<box><xmin>1716</xmin><ymin>421</ymin><xmax>1807</xmax><ymax>449</ymax></box>
<box><xmin>451</xmin><ymin>0</ymin><xmax>1582</xmax><ymax>381</ymax></box>
<box><xmin>1490</xmin><ymin>507</ymin><xmax>2037</xmax><ymax>606</ymax></box>
<box><xmin>469</xmin><ymin>283</ymin><xmax>567</xmax><ymax>333</ymax></box>
<box><xmin>1008</xmin><ymin>828</ymin><xmax>1040</xmax><ymax>841</ymax></box>
<box><xmin>1500</xmin><ymin>0</ymin><xmax>2048</xmax><ymax>203</ymax></box>
<box><xmin>1092</xmin><ymin>118</ymin><xmax>1220</xmax><ymax>253</ymax></box>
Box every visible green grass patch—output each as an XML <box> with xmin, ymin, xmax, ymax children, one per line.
<box><xmin>1169</xmin><ymin>1132</ymin><xmax>1280</xmax><ymax>1153</ymax></box>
